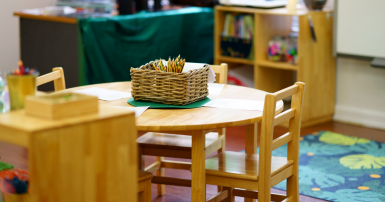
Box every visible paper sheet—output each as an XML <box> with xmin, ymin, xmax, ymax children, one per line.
<box><xmin>73</xmin><ymin>87</ymin><xmax>132</xmax><ymax>101</ymax></box>
<box><xmin>182</xmin><ymin>63</ymin><xmax>216</xmax><ymax>83</ymax></box>
<box><xmin>208</xmin><ymin>83</ymin><xmax>225</xmax><ymax>95</ymax></box>
<box><xmin>159</xmin><ymin>62</ymin><xmax>216</xmax><ymax>82</ymax></box>
<box><xmin>108</xmin><ymin>106</ymin><xmax>149</xmax><ymax>117</ymax></box>
<box><xmin>203</xmin><ymin>98</ymin><xmax>265</xmax><ymax>111</ymax></box>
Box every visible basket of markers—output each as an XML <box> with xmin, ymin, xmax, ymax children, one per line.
<box><xmin>130</xmin><ymin>55</ymin><xmax>210</xmax><ymax>106</ymax></box>
<box><xmin>0</xmin><ymin>169</ymin><xmax>30</xmax><ymax>202</ymax></box>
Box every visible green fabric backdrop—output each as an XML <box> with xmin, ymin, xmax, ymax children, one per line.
<box><xmin>77</xmin><ymin>7</ymin><xmax>214</xmax><ymax>85</ymax></box>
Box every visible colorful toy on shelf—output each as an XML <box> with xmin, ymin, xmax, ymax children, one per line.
<box><xmin>286</xmin><ymin>32</ymin><xmax>299</xmax><ymax>65</ymax></box>
<box><xmin>267</xmin><ymin>35</ymin><xmax>298</xmax><ymax>65</ymax></box>
<box><xmin>0</xmin><ymin>169</ymin><xmax>29</xmax><ymax>194</ymax></box>
<box><xmin>267</xmin><ymin>36</ymin><xmax>288</xmax><ymax>62</ymax></box>
<box><xmin>286</xmin><ymin>47</ymin><xmax>298</xmax><ymax>65</ymax></box>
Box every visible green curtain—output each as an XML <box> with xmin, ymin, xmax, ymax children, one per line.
<box><xmin>77</xmin><ymin>7</ymin><xmax>214</xmax><ymax>85</ymax></box>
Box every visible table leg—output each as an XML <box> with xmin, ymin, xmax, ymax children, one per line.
<box><xmin>245</xmin><ymin>123</ymin><xmax>258</xmax><ymax>202</ymax></box>
<box><xmin>191</xmin><ymin>130</ymin><xmax>206</xmax><ymax>201</ymax></box>
<box><xmin>245</xmin><ymin>123</ymin><xmax>258</xmax><ymax>154</ymax></box>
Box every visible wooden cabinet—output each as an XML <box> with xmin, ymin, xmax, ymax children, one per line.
<box><xmin>214</xmin><ymin>6</ymin><xmax>336</xmax><ymax>128</ymax></box>
<box><xmin>0</xmin><ymin>107</ymin><xmax>137</xmax><ymax>202</ymax></box>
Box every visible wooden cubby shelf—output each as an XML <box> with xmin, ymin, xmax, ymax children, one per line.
<box><xmin>214</xmin><ymin>5</ymin><xmax>336</xmax><ymax>128</ymax></box>
<box><xmin>257</xmin><ymin>60</ymin><xmax>298</xmax><ymax>71</ymax></box>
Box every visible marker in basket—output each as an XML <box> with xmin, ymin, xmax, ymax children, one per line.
<box><xmin>153</xmin><ymin>55</ymin><xmax>185</xmax><ymax>73</ymax></box>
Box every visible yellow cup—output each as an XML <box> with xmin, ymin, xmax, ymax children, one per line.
<box><xmin>7</xmin><ymin>75</ymin><xmax>36</xmax><ymax>111</ymax></box>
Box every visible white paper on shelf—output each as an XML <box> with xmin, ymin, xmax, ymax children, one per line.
<box><xmin>108</xmin><ymin>106</ymin><xmax>149</xmax><ymax>117</ymax></box>
<box><xmin>203</xmin><ymin>98</ymin><xmax>265</xmax><ymax>111</ymax></box>
<box><xmin>73</xmin><ymin>87</ymin><xmax>132</xmax><ymax>101</ymax></box>
<box><xmin>21</xmin><ymin>8</ymin><xmax>42</xmax><ymax>15</ymax></box>
<box><xmin>208</xmin><ymin>83</ymin><xmax>225</xmax><ymax>95</ymax></box>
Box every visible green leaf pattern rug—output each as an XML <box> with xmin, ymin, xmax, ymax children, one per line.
<box><xmin>272</xmin><ymin>131</ymin><xmax>385</xmax><ymax>202</ymax></box>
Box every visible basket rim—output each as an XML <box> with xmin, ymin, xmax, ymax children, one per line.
<box><xmin>130</xmin><ymin>61</ymin><xmax>210</xmax><ymax>76</ymax></box>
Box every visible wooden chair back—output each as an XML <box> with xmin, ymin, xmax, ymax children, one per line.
<box><xmin>36</xmin><ymin>67</ymin><xmax>66</xmax><ymax>92</ymax></box>
<box><xmin>210</xmin><ymin>63</ymin><xmax>228</xmax><ymax>144</ymax></box>
<box><xmin>211</xmin><ymin>63</ymin><xmax>228</xmax><ymax>84</ymax></box>
<box><xmin>258</xmin><ymin>82</ymin><xmax>305</xmax><ymax>198</ymax></box>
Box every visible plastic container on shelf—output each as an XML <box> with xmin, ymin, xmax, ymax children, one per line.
<box><xmin>55</xmin><ymin>0</ymin><xmax>115</xmax><ymax>16</ymax></box>
<box><xmin>267</xmin><ymin>34</ymin><xmax>298</xmax><ymax>65</ymax></box>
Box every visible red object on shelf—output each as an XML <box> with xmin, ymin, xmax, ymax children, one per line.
<box><xmin>227</xmin><ymin>75</ymin><xmax>248</xmax><ymax>87</ymax></box>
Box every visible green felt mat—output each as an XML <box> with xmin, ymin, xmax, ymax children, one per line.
<box><xmin>128</xmin><ymin>97</ymin><xmax>210</xmax><ymax>109</ymax></box>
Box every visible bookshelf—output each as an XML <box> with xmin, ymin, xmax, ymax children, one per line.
<box><xmin>214</xmin><ymin>6</ymin><xmax>336</xmax><ymax>128</ymax></box>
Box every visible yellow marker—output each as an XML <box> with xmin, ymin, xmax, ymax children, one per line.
<box><xmin>307</xmin><ymin>152</ymin><xmax>314</xmax><ymax>156</ymax></box>
<box><xmin>312</xmin><ymin>188</ymin><xmax>321</xmax><ymax>191</ymax></box>
<box><xmin>370</xmin><ymin>174</ymin><xmax>381</xmax><ymax>179</ymax></box>
<box><xmin>358</xmin><ymin>186</ymin><xmax>370</xmax><ymax>190</ymax></box>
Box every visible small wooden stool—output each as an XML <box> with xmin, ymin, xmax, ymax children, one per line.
<box><xmin>138</xmin><ymin>170</ymin><xmax>153</xmax><ymax>202</ymax></box>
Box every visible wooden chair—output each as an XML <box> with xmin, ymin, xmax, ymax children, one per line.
<box><xmin>205</xmin><ymin>82</ymin><xmax>305</xmax><ymax>202</ymax></box>
<box><xmin>136</xmin><ymin>63</ymin><xmax>228</xmax><ymax>195</ymax></box>
<box><xmin>138</xmin><ymin>170</ymin><xmax>153</xmax><ymax>202</ymax></box>
<box><xmin>36</xmin><ymin>67</ymin><xmax>66</xmax><ymax>92</ymax></box>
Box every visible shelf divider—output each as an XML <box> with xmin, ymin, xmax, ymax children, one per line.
<box><xmin>257</xmin><ymin>60</ymin><xmax>298</xmax><ymax>71</ymax></box>
<box><xmin>216</xmin><ymin>56</ymin><xmax>254</xmax><ymax>65</ymax></box>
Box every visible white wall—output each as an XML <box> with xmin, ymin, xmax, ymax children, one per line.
<box><xmin>334</xmin><ymin>57</ymin><xmax>385</xmax><ymax>130</ymax></box>
<box><xmin>0</xmin><ymin>0</ymin><xmax>52</xmax><ymax>77</ymax></box>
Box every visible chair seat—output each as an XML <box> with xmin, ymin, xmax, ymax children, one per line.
<box><xmin>138</xmin><ymin>170</ymin><xmax>153</xmax><ymax>182</ymax></box>
<box><xmin>137</xmin><ymin>132</ymin><xmax>221</xmax><ymax>150</ymax></box>
<box><xmin>205</xmin><ymin>151</ymin><xmax>293</xmax><ymax>181</ymax></box>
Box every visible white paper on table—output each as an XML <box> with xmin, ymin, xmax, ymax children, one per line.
<box><xmin>108</xmin><ymin>106</ymin><xmax>149</xmax><ymax>117</ymax></box>
<box><xmin>73</xmin><ymin>87</ymin><xmax>132</xmax><ymax>101</ymax></box>
<box><xmin>203</xmin><ymin>98</ymin><xmax>265</xmax><ymax>111</ymax></box>
<box><xmin>208</xmin><ymin>83</ymin><xmax>225</xmax><ymax>95</ymax></box>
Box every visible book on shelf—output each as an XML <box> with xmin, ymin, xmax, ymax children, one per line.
<box><xmin>222</xmin><ymin>13</ymin><xmax>254</xmax><ymax>40</ymax></box>
<box><xmin>220</xmin><ymin>13</ymin><xmax>254</xmax><ymax>60</ymax></box>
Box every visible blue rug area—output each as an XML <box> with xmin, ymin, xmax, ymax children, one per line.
<box><xmin>246</xmin><ymin>131</ymin><xmax>385</xmax><ymax>202</ymax></box>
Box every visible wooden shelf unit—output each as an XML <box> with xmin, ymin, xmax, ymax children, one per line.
<box><xmin>0</xmin><ymin>107</ymin><xmax>138</xmax><ymax>202</ymax></box>
<box><xmin>214</xmin><ymin>6</ymin><xmax>336</xmax><ymax>128</ymax></box>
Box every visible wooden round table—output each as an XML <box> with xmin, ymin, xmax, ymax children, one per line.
<box><xmin>60</xmin><ymin>82</ymin><xmax>283</xmax><ymax>201</ymax></box>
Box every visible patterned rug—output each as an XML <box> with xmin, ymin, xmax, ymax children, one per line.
<box><xmin>271</xmin><ymin>131</ymin><xmax>385</xmax><ymax>202</ymax></box>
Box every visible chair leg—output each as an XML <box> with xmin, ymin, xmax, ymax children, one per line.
<box><xmin>138</xmin><ymin>147</ymin><xmax>144</xmax><ymax>170</ymax></box>
<box><xmin>222</xmin><ymin>187</ymin><xmax>234</xmax><ymax>202</ymax></box>
<box><xmin>156</xmin><ymin>156</ymin><xmax>165</xmax><ymax>196</ymax></box>
<box><xmin>287</xmin><ymin>174</ymin><xmax>299</xmax><ymax>202</ymax></box>
<box><xmin>217</xmin><ymin>136</ymin><xmax>226</xmax><ymax>192</ymax></box>
<box><xmin>138</xmin><ymin>191</ymin><xmax>144</xmax><ymax>202</ymax></box>
<box><xmin>143</xmin><ymin>179</ymin><xmax>152</xmax><ymax>202</ymax></box>
<box><xmin>257</xmin><ymin>185</ymin><xmax>271</xmax><ymax>202</ymax></box>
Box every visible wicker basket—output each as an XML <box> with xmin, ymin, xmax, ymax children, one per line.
<box><xmin>130</xmin><ymin>61</ymin><xmax>209</xmax><ymax>105</ymax></box>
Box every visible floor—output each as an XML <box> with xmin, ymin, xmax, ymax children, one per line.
<box><xmin>1</xmin><ymin>121</ymin><xmax>384</xmax><ymax>201</ymax></box>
